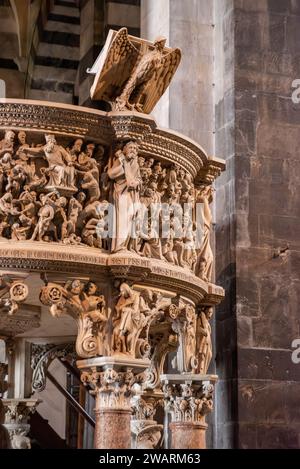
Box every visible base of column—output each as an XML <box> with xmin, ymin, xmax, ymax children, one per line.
<box><xmin>95</xmin><ymin>409</ymin><xmax>132</xmax><ymax>449</ymax></box>
<box><xmin>170</xmin><ymin>421</ymin><xmax>207</xmax><ymax>449</ymax></box>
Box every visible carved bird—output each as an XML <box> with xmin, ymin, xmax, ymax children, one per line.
<box><xmin>90</xmin><ymin>28</ymin><xmax>181</xmax><ymax>114</ymax></box>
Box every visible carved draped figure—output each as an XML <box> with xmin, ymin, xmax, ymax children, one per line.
<box><xmin>108</xmin><ymin>143</ymin><xmax>142</xmax><ymax>253</ymax></box>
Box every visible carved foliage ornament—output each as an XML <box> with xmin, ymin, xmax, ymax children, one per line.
<box><xmin>163</xmin><ymin>382</ymin><xmax>214</xmax><ymax>423</ymax></box>
<box><xmin>81</xmin><ymin>368</ymin><xmax>138</xmax><ymax>410</ymax></box>
<box><xmin>31</xmin><ymin>342</ymin><xmax>75</xmax><ymax>393</ymax></box>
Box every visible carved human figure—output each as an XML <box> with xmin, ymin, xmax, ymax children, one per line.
<box><xmin>6</xmin><ymin>164</ymin><xmax>26</xmax><ymax>197</ymax></box>
<box><xmin>112</xmin><ymin>283</ymin><xmax>147</xmax><ymax>356</ymax></box>
<box><xmin>31</xmin><ymin>203</ymin><xmax>55</xmax><ymax>242</ymax></box>
<box><xmin>24</xmin><ymin>134</ymin><xmax>76</xmax><ymax>189</ymax></box>
<box><xmin>66</xmin><ymin>192</ymin><xmax>86</xmax><ymax>237</ymax></box>
<box><xmin>81</xmin><ymin>172</ymin><xmax>100</xmax><ymax>204</ymax></box>
<box><xmin>0</xmin><ymin>130</ymin><xmax>15</xmax><ymax>157</ymax></box>
<box><xmin>108</xmin><ymin>141</ymin><xmax>142</xmax><ymax>252</ymax></box>
<box><xmin>195</xmin><ymin>185</ymin><xmax>214</xmax><ymax>282</ymax></box>
<box><xmin>81</xmin><ymin>282</ymin><xmax>108</xmax><ymax>355</ymax></box>
<box><xmin>76</xmin><ymin>143</ymin><xmax>100</xmax><ymax>183</ymax></box>
<box><xmin>197</xmin><ymin>307</ymin><xmax>213</xmax><ymax>374</ymax></box>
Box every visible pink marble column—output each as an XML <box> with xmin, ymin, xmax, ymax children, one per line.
<box><xmin>78</xmin><ymin>357</ymin><xmax>150</xmax><ymax>449</ymax></box>
<box><xmin>170</xmin><ymin>421</ymin><xmax>207</xmax><ymax>449</ymax></box>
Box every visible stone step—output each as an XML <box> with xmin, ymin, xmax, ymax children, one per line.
<box><xmin>32</xmin><ymin>65</ymin><xmax>77</xmax><ymax>83</ymax></box>
<box><xmin>51</xmin><ymin>4</ymin><xmax>80</xmax><ymax>18</ymax></box>
<box><xmin>48</xmin><ymin>12</ymin><xmax>80</xmax><ymax>25</ymax></box>
<box><xmin>35</xmin><ymin>55</ymin><xmax>79</xmax><ymax>70</ymax></box>
<box><xmin>54</xmin><ymin>0</ymin><xmax>78</xmax><ymax>7</ymax></box>
<box><xmin>41</xmin><ymin>29</ymin><xmax>80</xmax><ymax>47</ymax></box>
<box><xmin>37</xmin><ymin>42</ymin><xmax>79</xmax><ymax>61</ymax></box>
<box><xmin>46</xmin><ymin>19</ymin><xmax>80</xmax><ymax>35</ymax></box>
<box><xmin>27</xmin><ymin>89</ymin><xmax>74</xmax><ymax>105</ymax></box>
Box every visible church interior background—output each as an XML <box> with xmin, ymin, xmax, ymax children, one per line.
<box><xmin>0</xmin><ymin>0</ymin><xmax>299</xmax><ymax>450</ymax></box>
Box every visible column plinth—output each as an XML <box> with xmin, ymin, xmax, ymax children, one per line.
<box><xmin>78</xmin><ymin>356</ymin><xmax>150</xmax><ymax>449</ymax></box>
<box><xmin>161</xmin><ymin>374</ymin><xmax>217</xmax><ymax>449</ymax></box>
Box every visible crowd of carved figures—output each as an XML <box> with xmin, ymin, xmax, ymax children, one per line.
<box><xmin>0</xmin><ymin>130</ymin><xmax>213</xmax><ymax>281</ymax></box>
<box><xmin>40</xmin><ymin>279</ymin><xmax>213</xmax><ymax>381</ymax></box>
<box><xmin>38</xmin><ymin>278</ymin><xmax>215</xmax><ymax>449</ymax></box>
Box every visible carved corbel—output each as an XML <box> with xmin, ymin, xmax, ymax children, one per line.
<box><xmin>39</xmin><ymin>280</ymin><xmax>109</xmax><ymax>359</ymax></box>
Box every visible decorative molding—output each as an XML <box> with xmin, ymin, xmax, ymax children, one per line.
<box><xmin>31</xmin><ymin>342</ymin><xmax>75</xmax><ymax>393</ymax></box>
<box><xmin>0</xmin><ymin>276</ymin><xmax>29</xmax><ymax>316</ymax></box>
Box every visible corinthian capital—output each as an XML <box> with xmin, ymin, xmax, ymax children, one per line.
<box><xmin>161</xmin><ymin>374</ymin><xmax>216</xmax><ymax>424</ymax></box>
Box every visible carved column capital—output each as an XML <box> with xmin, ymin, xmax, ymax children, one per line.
<box><xmin>1</xmin><ymin>398</ymin><xmax>41</xmax><ymax>449</ymax></box>
<box><xmin>81</xmin><ymin>367</ymin><xmax>137</xmax><ymax>411</ymax></box>
<box><xmin>161</xmin><ymin>374</ymin><xmax>216</xmax><ymax>424</ymax></box>
<box><xmin>78</xmin><ymin>356</ymin><xmax>150</xmax><ymax>411</ymax></box>
<box><xmin>131</xmin><ymin>391</ymin><xmax>164</xmax><ymax>449</ymax></box>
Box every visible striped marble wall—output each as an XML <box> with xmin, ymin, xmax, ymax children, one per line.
<box><xmin>78</xmin><ymin>0</ymin><xmax>140</xmax><ymax>107</ymax></box>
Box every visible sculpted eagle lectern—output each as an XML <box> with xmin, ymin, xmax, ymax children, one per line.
<box><xmin>89</xmin><ymin>28</ymin><xmax>182</xmax><ymax>114</ymax></box>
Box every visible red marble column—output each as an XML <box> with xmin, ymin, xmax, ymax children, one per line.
<box><xmin>94</xmin><ymin>406</ymin><xmax>132</xmax><ymax>449</ymax></box>
<box><xmin>170</xmin><ymin>421</ymin><xmax>207</xmax><ymax>449</ymax></box>
<box><xmin>78</xmin><ymin>357</ymin><xmax>150</xmax><ymax>450</ymax></box>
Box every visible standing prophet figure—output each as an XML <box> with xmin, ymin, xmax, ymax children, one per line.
<box><xmin>108</xmin><ymin>141</ymin><xmax>142</xmax><ymax>252</ymax></box>
<box><xmin>195</xmin><ymin>185</ymin><xmax>214</xmax><ymax>282</ymax></box>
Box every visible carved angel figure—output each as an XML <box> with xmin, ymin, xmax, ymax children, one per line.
<box><xmin>90</xmin><ymin>28</ymin><xmax>181</xmax><ymax>114</ymax></box>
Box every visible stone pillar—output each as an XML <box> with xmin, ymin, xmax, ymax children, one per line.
<box><xmin>2</xmin><ymin>398</ymin><xmax>40</xmax><ymax>449</ymax></box>
<box><xmin>78</xmin><ymin>357</ymin><xmax>149</xmax><ymax>449</ymax></box>
<box><xmin>161</xmin><ymin>374</ymin><xmax>216</xmax><ymax>449</ymax></box>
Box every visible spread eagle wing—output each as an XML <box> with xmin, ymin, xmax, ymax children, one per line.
<box><xmin>90</xmin><ymin>27</ymin><xmax>141</xmax><ymax>101</ymax></box>
<box><xmin>134</xmin><ymin>48</ymin><xmax>181</xmax><ymax>114</ymax></box>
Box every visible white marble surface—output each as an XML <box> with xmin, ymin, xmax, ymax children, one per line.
<box><xmin>141</xmin><ymin>0</ymin><xmax>215</xmax><ymax>155</ymax></box>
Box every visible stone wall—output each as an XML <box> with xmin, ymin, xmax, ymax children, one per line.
<box><xmin>214</xmin><ymin>0</ymin><xmax>236</xmax><ymax>449</ymax></box>
<box><xmin>232</xmin><ymin>0</ymin><xmax>300</xmax><ymax>449</ymax></box>
<box><xmin>0</xmin><ymin>0</ymin><xmax>25</xmax><ymax>98</ymax></box>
